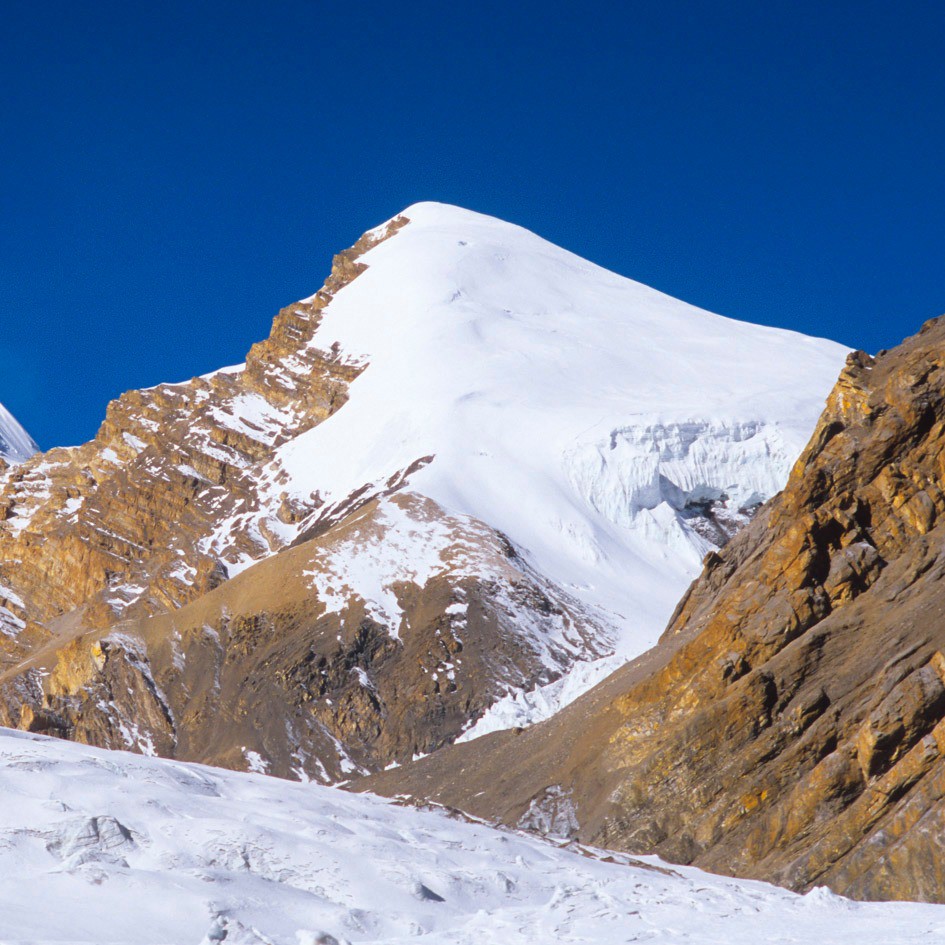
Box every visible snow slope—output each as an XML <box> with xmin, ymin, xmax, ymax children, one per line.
<box><xmin>0</xmin><ymin>401</ymin><xmax>36</xmax><ymax>464</ymax></box>
<box><xmin>223</xmin><ymin>203</ymin><xmax>848</xmax><ymax>727</ymax></box>
<box><xmin>0</xmin><ymin>727</ymin><xmax>941</xmax><ymax>945</ymax></box>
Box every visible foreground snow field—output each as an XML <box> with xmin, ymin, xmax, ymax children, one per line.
<box><xmin>0</xmin><ymin>728</ymin><xmax>941</xmax><ymax>945</ymax></box>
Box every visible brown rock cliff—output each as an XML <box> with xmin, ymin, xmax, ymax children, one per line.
<box><xmin>360</xmin><ymin>316</ymin><xmax>945</xmax><ymax>902</ymax></box>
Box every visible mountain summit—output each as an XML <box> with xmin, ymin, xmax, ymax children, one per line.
<box><xmin>270</xmin><ymin>203</ymin><xmax>847</xmax><ymax>628</ymax></box>
<box><xmin>0</xmin><ymin>204</ymin><xmax>846</xmax><ymax>779</ymax></box>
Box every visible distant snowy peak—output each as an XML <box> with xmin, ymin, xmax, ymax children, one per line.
<box><xmin>0</xmin><ymin>402</ymin><xmax>36</xmax><ymax>464</ymax></box>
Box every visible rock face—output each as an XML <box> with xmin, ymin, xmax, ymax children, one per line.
<box><xmin>0</xmin><ymin>203</ymin><xmax>843</xmax><ymax>789</ymax></box>
<box><xmin>360</xmin><ymin>317</ymin><xmax>945</xmax><ymax>902</ymax></box>
<box><xmin>5</xmin><ymin>491</ymin><xmax>605</xmax><ymax>781</ymax></box>
<box><xmin>0</xmin><ymin>218</ymin><xmax>404</xmax><ymax>663</ymax></box>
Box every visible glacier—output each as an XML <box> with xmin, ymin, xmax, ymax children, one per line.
<box><xmin>0</xmin><ymin>727</ymin><xmax>941</xmax><ymax>945</ymax></box>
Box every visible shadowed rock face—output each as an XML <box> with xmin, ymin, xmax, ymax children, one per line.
<box><xmin>2</xmin><ymin>491</ymin><xmax>604</xmax><ymax>782</ymax></box>
<box><xmin>359</xmin><ymin>316</ymin><xmax>945</xmax><ymax>902</ymax></box>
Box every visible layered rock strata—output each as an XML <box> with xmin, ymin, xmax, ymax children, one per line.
<box><xmin>0</xmin><ymin>218</ymin><xmax>406</xmax><ymax>661</ymax></box>
<box><xmin>4</xmin><ymin>491</ymin><xmax>603</xmax><ymax>781</ymax></box>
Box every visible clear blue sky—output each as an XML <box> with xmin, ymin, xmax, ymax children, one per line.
<box><xmin>3</xmin><ymin>1</ymin><xmax>944</xmax><ymax>448</ymax></box>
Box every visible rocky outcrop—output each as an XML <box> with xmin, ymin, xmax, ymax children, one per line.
<box><xmin>0</xmin><ymin>212</ymin><xmax>611</xmax><ymax>781</ymax></box>
<box><xmin>0</xmin><ymin>492</ymin><xmax>605</xmax><ymax>781</ymax></box>
<box><xmin>359</xmin><ymin>316</ymin><xmax>945</xmax><ymax>902</ymax></box>
<box><xmin>0</xmin><ymin>217</ymin><xmax>406</xmax><ymax>663</ymax></box>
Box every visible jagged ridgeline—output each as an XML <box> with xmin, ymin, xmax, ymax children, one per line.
<box><xmin>0</xmin><ymin>204</ymin><xmax>844</xmax><ymax>789</ymax></box>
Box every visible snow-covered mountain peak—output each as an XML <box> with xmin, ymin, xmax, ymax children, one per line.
<box><xmin>0</xmin><ymin>205</ymin><xmax>850</xmax><ymax>768</ymax></box>
<box><xmin>264</xmin><ymin>203</ymin><xmax>849</xmax><ymax>655</ymax></box>
<box><xmin>0</xmin><ymin>401</ymin><xmax>37</xmax><ymax>465</ymax></box>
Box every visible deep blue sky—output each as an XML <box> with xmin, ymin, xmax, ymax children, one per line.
<box><xmin>3</xmin><ymin>2</ymin><xmax>944</xmax><ymax>448</ymax></box>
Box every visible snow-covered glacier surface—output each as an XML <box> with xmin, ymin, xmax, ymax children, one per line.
<box><xmin>0</xmin><ymin>401</ymin><xmax>36</xmax><ymax>464</ymax></box>
<box><xmin>0</xmin><ymin>727</ymin><xmax>941</xmax><ymax>945</ymax></box>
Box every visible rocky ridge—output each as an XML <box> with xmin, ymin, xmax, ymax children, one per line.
<box><xmin>7</xmin><ymin>491</ymin><xmax>607</xmax><ymax>781</ymax></box>
<box><xmin>0</xmin><ymin>218</ymin><xmax>402</xmax><ymax>659</ymax></box>
<box><xmin>361</xmin><ymin>316</ymin><xmax>945</xmax><ymax>902</ymax></box>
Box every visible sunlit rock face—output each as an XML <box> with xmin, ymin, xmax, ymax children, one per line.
<box><xmin>363</xmin><ymin>319</ymin><xmax>945</xmax><ymax>903</ymax></box>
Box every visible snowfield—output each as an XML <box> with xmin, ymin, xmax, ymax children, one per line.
<box><xmin>0</xmin><ymin>728</ymin><xmax>941</xmax><ymax>945</ymax></box>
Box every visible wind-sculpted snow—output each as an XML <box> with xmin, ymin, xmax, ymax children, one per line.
<box><xmin>0</xmin><ymin>401</ymin><xmax>36</xmax><ymax>464</ymax></box>
<box><xmin>0</xmin><ymin>728</ymin><xmax>942</xmax><ymax>945</ymax></box>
